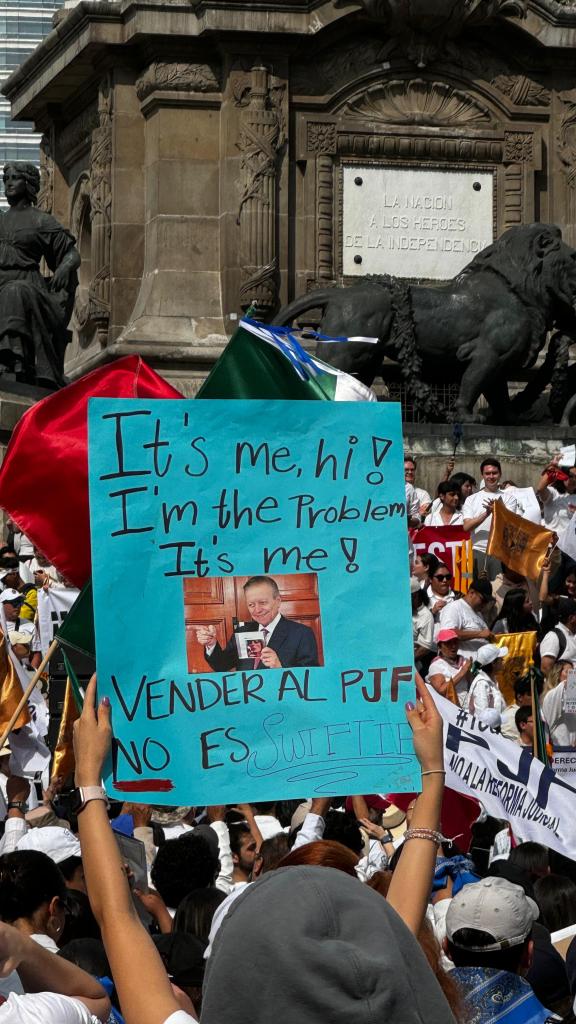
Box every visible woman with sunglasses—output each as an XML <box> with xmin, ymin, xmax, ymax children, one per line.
<box><xmin>426</xmin><ymin>562</ymin><xmax>456</xmax><ymax>621</ymax></box>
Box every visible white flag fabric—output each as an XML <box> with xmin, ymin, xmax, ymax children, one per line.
<box><xmin>430</xmin><ymin>687</ymin><xmax>576</xmax><ymax>859</ymax></box>
<box><xmin>508</xmin><ymin>486</ymin><xmax>542</xmax><ymax>526</ymax></box>
<box><xmin>558</xmin><ymin>510</ymin><xmax>576</xmax><ymax>561</ymax></box>
<box><xmin>37</xmin><ymin>586</ymin><xmax>80</xmax><ymax>657</ymax></box>
<box><xmin>559</xmin><ymin>444</ymin><xmax>576</xmax><ymax>468</ymax></box>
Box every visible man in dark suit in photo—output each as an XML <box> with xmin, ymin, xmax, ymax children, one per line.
<box><xmin>195</xmin><ymin>575</ymin><xmax>319</xmax><ymax>670</ymax></box>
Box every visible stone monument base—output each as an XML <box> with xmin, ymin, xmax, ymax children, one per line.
<box><xmin>404</xmin><ymin>424</ymin><xmax>567</xmax><ymax>497</ymax></box>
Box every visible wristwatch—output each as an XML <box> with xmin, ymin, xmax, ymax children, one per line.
<box><xmin>70</xmin><ymin>786</ymin><xmax>108</xmax><ymax>815</ymax></box>
<box><xmin>381</xmin><ymin>830</ymin><xmax>393</xmax><ymax>845</ymax></box>
<box><xmin>7</xmin><ymin>801</ymin><xmax>27</xmax><ymax>812</ymax></box>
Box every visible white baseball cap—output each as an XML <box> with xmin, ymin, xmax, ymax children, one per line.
<box><xmin>0</xmin><ymin>588</ymin><xmax>23</xmax><ymax>604</ymax></box>
<box><xmin>475</xmin><ymin>643</ymin><xmax>508</xmax><ymax>667</ymax></box>
<box><xmin>446</xmin><ymin>877</ymin><xmax>538</xmax><ymax>950</ymax></box>
<box><xmin>16</xmin><ymin>826</ymin><xmax>81</xmax><ymax>864</ymax></box>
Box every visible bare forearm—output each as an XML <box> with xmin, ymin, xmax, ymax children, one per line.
<box><xmin>463</xmin><ymin>513</ymin><xmax>489</xmax><ymax>532</ymax></box>
<box><xmin>78</xmin><ymin>801</ymin><xmax>182</xmax><ymax>1024</ymax></box>
<box><xmin>539</xmin><ymin>571</ymin><xmax>550</xmax><ymax>604</ymax></box>
<box><xmin>78</xmin><ymin>799</ymin><xmax>134</xmax><ymax>923</ymax></box>
<box><xmin>17</xmin><ymin>937</ymin><xmax>106</xmax><ymax>999</ymax></box>
<box><xmin>351</xmin><ymin>795</ymin><xmax>370</xmax><ymax>820</ymax></box>
<box><xmin>386</xmin><ymin>775</ymin><xmax>443</xmax><ymax>935</ymax></box>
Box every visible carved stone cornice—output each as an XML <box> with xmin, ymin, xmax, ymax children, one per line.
<box><xmin>341</xmin><ymin>79</ymin><xmax>492</xmax><ymax>126</ymax></box>
<box><xmin>136</xmin><ymin>62</ymin><xmax>221</xmax><ymax>102</ymax></box>
<box><xmin>333</xmin><ymin>0</ymin><xmax>527</xmax><ymax>65</ymax></box>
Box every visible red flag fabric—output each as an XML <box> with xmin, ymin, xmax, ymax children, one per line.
<box><xmin>0</xmin><ymin>357</ymin><xmax>182</xmax><ymax>588</ymax></box>
<box><xmin>410</xmin><ymin>525</ymin><xmax>473</xmax><ymax>592</ymax></box>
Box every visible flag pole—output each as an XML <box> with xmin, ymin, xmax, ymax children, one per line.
<box><xmin>0</xmin><ymin>638</ymin><xmax>59</xmax><ymax>751</ymax></box>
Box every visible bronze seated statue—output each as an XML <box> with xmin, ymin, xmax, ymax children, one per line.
<box><xmin>0</xmin><ymin>162</ymin><xmax>80</xmax><ymax>390</ymax></box>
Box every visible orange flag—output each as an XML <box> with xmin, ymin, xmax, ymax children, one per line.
<box><xmin>51</xmin><ymin>680</ymin><xmax>80</xmax><ymax>783</ymax></box>
<box><xmin>494</xmin><ymin>631</ymin><xmax>538</xmax><ymax>706</ymax></box>
<box><xmin>0</xmin><ymin>629</ymin><xmax>29</xmax><ymax>734</ymax></box>
<box><xmin>487</xmin><ymin>499</ymin><xmax>552</xmax><ymax>580</ymax></box>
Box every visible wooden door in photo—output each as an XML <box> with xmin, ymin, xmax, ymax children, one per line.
<box><xmin>184</xmin><ymin>576</ymin><xmax>237</xmax><ymax>672</ymax></box>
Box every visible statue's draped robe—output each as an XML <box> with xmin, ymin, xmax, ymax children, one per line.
<box><xmin>0</xmin><ymin>206</ymin><xmax>77</xmax><ymax>386</ymax></box>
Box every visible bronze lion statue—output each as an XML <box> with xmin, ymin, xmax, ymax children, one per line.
<box><xmin>273</xmin><ymin>224</ymin><xmax>576</xmax><ymax>423</ymax></box>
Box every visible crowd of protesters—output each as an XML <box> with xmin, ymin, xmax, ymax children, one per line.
<box><xmin>408</xmin><ymin>452</ymin><xmax>576</xmax><ymax>750</ymax></box>
<box><xmin>0</xmin><ymin>454</ymin><xmax>574</xmax><ymax>1022</ymax></box>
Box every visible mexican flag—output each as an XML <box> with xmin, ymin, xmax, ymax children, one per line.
<box><xmin>198</xmin><ymin>319</ymin><xmax>377</xmax><ymax>402</ymax></box>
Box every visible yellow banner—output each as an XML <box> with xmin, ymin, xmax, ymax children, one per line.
<box><xmin>453</xmin><ymin>538</ymin><xmax>474</xmax><ymax>594</ymax></box>
<box><xmin>494</xmin><ymin>631</ymin><xmax>538</xmax><ymax>706</ymax></box>
<box><xmin>487</xmin><ymin>499</ymin><xmax>552</xmax><ymax>580</ymax></box>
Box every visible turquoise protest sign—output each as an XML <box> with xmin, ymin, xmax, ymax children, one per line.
<box><xmin>88</xmin><ymin>399</ymin><xmax>418</xmax><ymax>804</ymax></box>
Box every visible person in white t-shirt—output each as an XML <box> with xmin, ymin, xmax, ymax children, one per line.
<box><xmin>536</xmin><ymin>456</ymin><xmax>576</xmax><ymax>534</ymax></box>
<box><xmin>542</xmin><ymin>659</ymin><xmax>576</xmax><ymax>748</ymax></box>
<box><xmin>405</xmin><ymin>481</ymin><xmax>421</xmax><ymax>526</ymax></box>
<box><xmin>464</xmin><ymin>643</ymin><xmax>508</xmax><ymax>727</ymax></box>
<box><xmin>438</xmin><ymin>578</ymin><xmax>493</xmax><ymax>659</ymax></box>
<box><xmin>424</xmin><ymin>482</ymin><xmax>463</xmax><ymax>527</ymax></box>
<box><xmin>539</xmin><ymin>600</ymin><xmax>576</xmax><ymax>674</ymax></box>
<box><xmin>404</xmin><ymin>455</ymin><xmax>432</xmax><ymax>518</ymax></box>
<box><xmin>462</xmin><ymin>457</ymin><xmax>519</xmax><ymax>579</ymax></box>
<box><xmin>426</xmin><ymin>561</ymin><xmax>456</xmax><ymax>625</ymax></box>
<box><xmin>426</xmin><ymin>629</ymin><xmax>471</xmax><ymax>705</ymax></box>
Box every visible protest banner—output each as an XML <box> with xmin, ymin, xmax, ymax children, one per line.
<box><xmin>37</xmin><ymin>587</ymin><xmax>80</xmax><ymax>657</ymax></box>
<box><xmin>551</xmin><ymin>748</ymin><xmax>576</xmax><ymax>784</ymax></box>
<box><xmin>431</xmin><ymin>687</ymin><xmax>576</xmax><ymax>857</ymax></box>
<box><xmin>487</xmin><ymin>499</ymin><xmax>553</xmax><ymax>579</ymax></box>
<box><xmin>411</xmin><ymin>526</ymin><xmax>473</xmax><ymax>593</ymax></box>
<box><xmin>493</xmin><ymin>631</ymin><xmax>538</xmax><ymax>705</ymax></box>
<box><xmin>88</xmin><ymin>399</ymin><xmax>417</xmax><ymax>805</ymax></box>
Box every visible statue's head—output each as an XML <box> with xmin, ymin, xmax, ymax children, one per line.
<box><xmin>3</xmin><ymin>162</ymin><xmax>40</xmax><ymax>205</ymax></box>
<box><xmin>463</xmin><ymin>222</ymin><xmax>576</xmax><ymax>318</ymax></box>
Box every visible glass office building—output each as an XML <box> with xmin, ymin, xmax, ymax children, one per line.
<box><xmin>0</xmin><ymin>0</ymin><xmax>65</xmax><ymax>206</ymax></box>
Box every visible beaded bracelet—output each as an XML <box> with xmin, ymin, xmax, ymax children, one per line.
<box><xmin>404</xmin><ymin>828</ymin><xmax>444</xmax><ymax>845</ymax></box>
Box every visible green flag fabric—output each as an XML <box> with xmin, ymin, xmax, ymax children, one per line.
<box><xmin>57</xmin><ymin>582</ymin><xmax>95</xmax><ymax>662</ymax></box>
<box><xmin>198</xmin><ymin>319</ymin><xmax>377</xmax><ymax>402</ymax></box>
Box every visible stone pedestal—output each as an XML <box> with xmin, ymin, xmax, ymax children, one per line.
<box><xmin>2</xmin><ymin>0</ymin><xmax>576</xmax><ymax>401</ymax></box>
